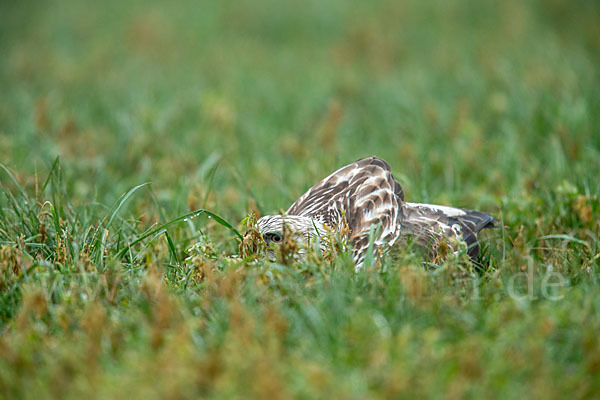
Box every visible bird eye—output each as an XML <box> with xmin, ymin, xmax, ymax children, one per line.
<box><xmin>263</xmin><ymin>232</ymin><xmax>283</xmax><ymax>245</ymax></box>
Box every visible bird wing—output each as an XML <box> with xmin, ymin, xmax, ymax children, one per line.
<box><xmin>401</xmin><ymin>202</ymin><xmax>498</xmax><ymax>259</ymax></box>
<box><xmin>287</xmin><ymin>156</ymin><xmax>404</xmax><ymax>266</ymax></box>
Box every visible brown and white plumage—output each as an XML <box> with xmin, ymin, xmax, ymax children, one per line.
<box><xmin>257</xmin><ymin>156</ymin><xmax>497</xmax><ymax>269</ymax></box>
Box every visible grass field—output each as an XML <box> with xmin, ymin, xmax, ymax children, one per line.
<box><xmin>1</xmin><ymin>0</ymin><xmax>600</xmax><ymax>398</ymax></box>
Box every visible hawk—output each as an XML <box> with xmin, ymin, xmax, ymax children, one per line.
<box><xmin>257</xmin><ymin>156</ymin><xmax>497</xmax><ymax>269</ymax></box>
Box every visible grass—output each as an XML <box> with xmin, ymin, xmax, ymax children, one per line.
<box><xmin>1</xmin><ymin>0</ymin><xmax>600</xmax><ymax>398</ymax></box>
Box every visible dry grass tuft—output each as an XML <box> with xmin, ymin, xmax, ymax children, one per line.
<box><xmin>238</xmin><ymin>213</ymin><xmax>266</xmax><ymax>259</ymax></box>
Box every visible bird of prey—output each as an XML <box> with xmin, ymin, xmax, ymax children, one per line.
<box><xmin>257</xmin><ymin>156</ymin><xmax>497</xmax><ymax>269</ymax></box>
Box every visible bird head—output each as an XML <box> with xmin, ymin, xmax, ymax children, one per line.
<box><xmin>256</xmin><ymin>215</ymin><xmax>326</xmax><ymax>261</ymax></box>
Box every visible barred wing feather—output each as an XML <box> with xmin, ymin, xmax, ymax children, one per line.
<box><xmin>287</xmin><ymin>157</ymin><xmax>404</xmax><ymax>265</ymax></box>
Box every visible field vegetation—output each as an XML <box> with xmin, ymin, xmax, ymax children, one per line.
<box><xmin>1</xmin><ymin>0</ymin><xmax>599</xmax><ymax>398</ymax></box>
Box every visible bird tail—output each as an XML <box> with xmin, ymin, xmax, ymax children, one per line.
<box><xmin>400</xmin><ymin>202</ymin><xmax>498</xmax><ymax>260</ymax></box>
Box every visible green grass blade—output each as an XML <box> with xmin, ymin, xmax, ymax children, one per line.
<box><xmin>0</xmin><ymin>163</ymin><xmax>27</xmax><ymax>198</ymax></box>
<box><xmin>41</xmin><ymin>156</ymin><xmax>60</xmax><ymax>193</ymax></box>
<box><xmin>537</xmin><ymin>234</ymin><xmax>592</xmax><ymax>250</ymax></box>
<box><xmin>106</xmin><ymin>183</ymin><xmax>151</xmax><ymax>231</ymax></box>
<box><xmin>164</xmin><ymin>231</ymin><xmax>179</xmax><ymax>265</ymax></box>
<box><xmin>117</xmin><ymin>209</ymin><xmax>242</xmax><ymax>259</ymax></box>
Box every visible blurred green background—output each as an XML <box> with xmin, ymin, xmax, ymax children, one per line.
<box><xmin>2</xmin><ymin>0</ymin><xmax>598</xmax><ymax>220</ymax></box>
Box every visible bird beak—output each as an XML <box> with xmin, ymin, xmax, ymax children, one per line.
<box><xmin>266</xmin><ymin>248</ymin><xmax>276</xmax><ymax>261</ymax></box>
